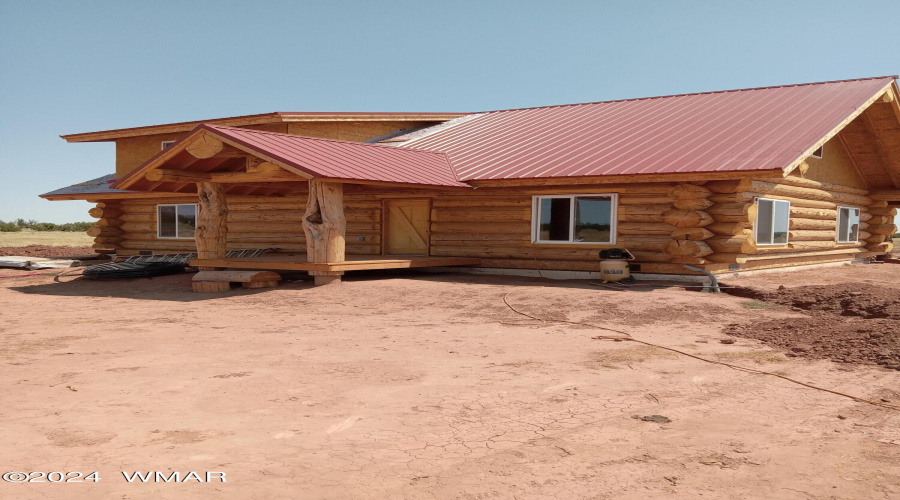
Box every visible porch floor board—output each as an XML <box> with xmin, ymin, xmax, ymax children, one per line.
<box><xmin>188</xmin><ymin>254</ymin><xmax>481</xmax><ymax>272</ymax></box>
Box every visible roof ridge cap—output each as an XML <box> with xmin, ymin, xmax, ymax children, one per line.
<box><xmin>478</xmin><ymin>75</ymin><xmax>898</xmax><ymax>115</ymax></box>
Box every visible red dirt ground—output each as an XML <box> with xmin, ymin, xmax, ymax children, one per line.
<box><xmin>0</xmin><ymin>245</ymin><xmax>97</xmax><ymax>257</ymax></box>
<box><xmin>722</xmin><ymin>278</ymin><xmax>900</xmax><ymax>370</ymax></box>
<box><xmin>1</xmin><ymin>264</ymin><xmax>898</xmax><ymax>499</ymax></box>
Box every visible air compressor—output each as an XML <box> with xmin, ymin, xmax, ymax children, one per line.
<box><xmin>598</xmin><ymin>248</ymin><xmax>635</xmax><ymax>282</ymax></box>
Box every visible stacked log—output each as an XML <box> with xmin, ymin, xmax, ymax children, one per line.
<box><xmin>704</xmin><ymin>176</ymin><xmax>880</xmax><ymax>265</ymax></box>
<box><xmin>88</xmin><ymin>202</ymin><xmax>123</xmax><ymax>253</ymax></box>
<box><xmin>864</xmin><ymin>205</ymin><xmax>897</xmax><ymax>254</ymax></box>
<box><xmin>660</xmin><ymin>184</ymin><xmax>715</xmax><ymax>263</ymax></box>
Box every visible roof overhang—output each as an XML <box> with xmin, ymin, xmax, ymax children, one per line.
<box><xmin>62</xmin><ymin>112</ymin><xmax>467</xmax><ymax>143</ymax></box>
<box><xmin>115</xmin><ymin>124</ymin><xmax>468</xmax><ymax>195</ymax></box>
<box><xmin>782</xmin><ymin>80</ymin><xmax>900</xmax><ymax>183</ymax></box>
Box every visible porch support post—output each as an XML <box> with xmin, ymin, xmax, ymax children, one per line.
<box><xmin>195</xmin><ymin>182</ymin><xmax>228</xmax><ymax>271</ymax></box>
<box><xmin>303</xmin><ymin>179</ymin><xmax>346</xmax><ymax>285</ymax></box>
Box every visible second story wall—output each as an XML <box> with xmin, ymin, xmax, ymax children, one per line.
<box><xmin>114</xmin><ymin>120</ymin><xmax>434</xmax><ymax>179</ymax></box>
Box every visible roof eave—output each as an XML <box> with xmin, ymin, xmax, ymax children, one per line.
<box><xmin>61</xmin><ymin>112</ymin><xmax>467</xmax><ymax>143</ymax></box>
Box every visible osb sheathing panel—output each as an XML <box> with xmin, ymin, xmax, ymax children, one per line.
<box><xmin>804</xmin><ymin>136</ymin><xmax>868</xmax><ymax>189</ymax></box>
<box><xmin>113</xmin><ymin>122</ymin><xmax>419</xmax><ymax>179</ymax></box>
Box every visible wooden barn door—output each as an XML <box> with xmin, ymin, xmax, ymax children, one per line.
<box><xmin>385</xmin><ymin>199</ymin><xmax>430</xmax><ymax>255</ymax></box>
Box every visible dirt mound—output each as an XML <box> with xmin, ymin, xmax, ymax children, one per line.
<box><xmin>723</xmin><ymin>283</ymin><xmax>900</xmax><ymax>370</ymax></box>
<box><xmin>726</xmin><ymin>283</ymin><xmax>900</xmax><ymax>319</ymax></box>
<box><xmin>0</xmin><ymin>245</ymin><xmax>97</xmax><ymax>257</ymax></box>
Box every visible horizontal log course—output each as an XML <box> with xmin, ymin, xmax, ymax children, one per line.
<box><xmin>789</xmin><ymin>218</ymin><xmax>836</xmax><ymax>230</ymax></box>
<box><xmin>664</xmin><ymin>239</ymin><xmax>713</xmax><ymax>258</ymax></box>
<box><xmin>754</xmin><ymin>241</ymin><xmax>865</xmax><ymax>254</ymax></box>
<box><xmin>432</xmin><ymin>222</ymin><xmax>532</xmax><ymax>234</ymax></box>
<box><xmin>788</xmin><ymin>230</ymin><xmax>837</xmax><ymax>241</ymax></box>
<box><xmin>668</xmin><ymin>184</ymin><xmax>712</xmax><ymax>199</ymax></box>
<box><xmin>866</xmin><ymin>207</ymin><xmax>898</xmax><ymax>217</ymax></box>
<box><xmin>222</xmin><ymin>221</ymin><xmax>378</xmax><ymax>233</ymax></box>
<box><xmin>617</xmin><ymin>222</ymin><xmax>676</xmax><ymax>235</ymax></box>
<box><xmin>706</xmin><ymin>203</ymin><xmax>757</xmax><ymax>222</ymax></box>
<box><xmin>706</xmin><ymin>222</ymin><xmax>752</xmax><ymax>236</ymax></box>
<box><xmin>86</xmin><ymin>225</ymin><xmax>123</xmax><ymax>237</ymax></box>
<box><xmin>619</xmin><ymin>235</ymin><xmax>673</xmax><ymax>252</ymax></box>
<box><xmin>673</xmin><ymin>198</ymin><xmax>714</xmax><ymax>210</ymax></box>
<box><xmin>121</xmin><ymin>213</ymin><xmax>154</xmax><ymax>223</ymax></box>
<box><xmin>431</xmin><ymin>198</ymin><xmax>530</xmax><ymax>208</ymax></box>
<box><xmin>859</xmin><ymin>212</ymin><xmax>873</xmax><ymax>222</ymax></box>
<box><xmin>865</xmin><ymin>234</ymin><xmax>888</xmax><ymax>243</ymax></box>
<box><xmin>626</xmin><ymin>251</ymin><xmax>673</xmax><ymax>263</ymax></box>
<box><xmin>88</xmin><ymin>207</ymin><xmax>123</xmax><ymax>219</ymax></box>
<box><xmin>867</xmin><ymin>224</ymin><xmax>898</xmax><ymax>235</ymax></box>
<box><xmin>431</xmin><ymin>207</ymin><xmax>531</xmax><ymax>222</ymax></box>
<box><xmin>671</xmin><ymin>257</ymin><xmax>709</xmax><ymax>265</ymax></box>
<box><xmin>711</xmin><ymin>192</ymin><xmax>838</xmax><ymax>210</ymax></box>
<box><xmin>662</xmin><ymin>209</ymin><xmax>714</xmax><ymax>228</ymax></box>
<box><xmin>92</xmin><ymin>236</ymin><xmax>122</xmax><ymax>245</ymax></box>
<box><xmin>857</xmin><ymin>231</ymin><xmax>871</xmax><ymax>240</ymax></box>
<box><xmin>764</xmin><ymin>176</ymin><xmax>869</xmax><ymax>196</ymax></box>
<box><xmin>705</xmin><ymin>253</ymin><xmax>748</xmax><ymax>264</ymax></box>
<box><xmin>431</xmin><ymin>233</ymin><xmax>532</xmax><ymax>243</ymax></box>
<box><xmin>618</xmin><ymin>204</ymin><xmax>673</xmax><ymax>223</ymax></box>
<box><xmin>790</xmin><ymin>207</ymin><xmax>838</xmax><ymax>220</ymax></box>
<box><xmin>671</xmin><ymin>227</ymin><xmax>715</xmax><ymax>240</ymax></box>
<box><xmin>737</xmin><ymin>180</ymin><xmax>871</xmax><ymax>206</ymax></box>
<box><xmin>707</xmin><ymin>235</ymin><xmax>757</xmax><ymax>254</ymax></box>
<box><xmin>222</xmin><ymin>209</ymin><xmax>379</xmax><ymax>223</ymax></box>
<box><xmin>617</xmin><ymin>195</ymin><xmax>674</xmax><ymax>205</ymax></box>
<box><xmin>742</xmin><ymin>248</ymin><xmax>869</xmax><ymax>261</ymax></box>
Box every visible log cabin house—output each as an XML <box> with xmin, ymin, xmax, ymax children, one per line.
<box><xmin>42</xmin><ymin>76</ymin><xmax>900</xmax><ymax>285</ymax></box>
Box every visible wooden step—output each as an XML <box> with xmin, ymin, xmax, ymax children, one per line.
<box><xmin>191</xmin><ymin>270</ymin><xmax>281</xmax><ymax>293</ymax></box>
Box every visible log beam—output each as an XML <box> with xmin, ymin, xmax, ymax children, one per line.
<box><xmin>303</xmin><ymin>179</ymin><xmax>346</xmax><ymax>285</ymax></box>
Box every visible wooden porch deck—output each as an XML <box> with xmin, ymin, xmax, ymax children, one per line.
<box><xmin>188</xmin><ymin>254</ymin><xmax>482</xmax><ymax>272</ymax></box>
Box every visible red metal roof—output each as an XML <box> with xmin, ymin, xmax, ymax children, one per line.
<box><xmin>198</xmin><ymin>124</ymin><xmax>465</xmax><ymax>187</ymax></box>
<box><xmin>400</xmin><ymin>76</ymin><xmax>897</xmax><ymax>181</ymax></box>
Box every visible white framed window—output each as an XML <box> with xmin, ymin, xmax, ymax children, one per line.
<box><xmin>532</xmin><ymin>194</ymin><xmax>617</xmax><ymax>244</ymax></box>
<box><xmin>810</xmin><ymin>145</ymin><xmax>824</xmax><ymax>159</ymax></box>
<box><xmin>157</xmin><ymin>204</ymin><xmax>197</xmax><ymax>239</ymax></box>
<box><xmin>836</xmin><ymin>206</ymin><xmax>861</xmax><ymax>243</ymax></box>
<box><xmin>755</xmin><ymin>198</ymin><xmax>790</xmax><ymax>245</ymax></box>
<box><xmin>161</xmin><ymin>140</ymin><xmax>176</xmax><ymax>150</ymax></box>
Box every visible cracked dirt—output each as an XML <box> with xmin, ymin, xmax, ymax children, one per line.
<box><xmin>1</xmin><ymin>264</ymin><xmax>899</xmax><ymax>499</ymax></box>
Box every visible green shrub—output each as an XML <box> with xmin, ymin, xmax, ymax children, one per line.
<box><xmin>0</xmin><ymin>220</ymin><xmax>23</xmax><ymax>232</ymax></box>
<box><xmin>0</xmin><ymin>219</ymin><xmax>93</xmax><ymax>232</ymax></box>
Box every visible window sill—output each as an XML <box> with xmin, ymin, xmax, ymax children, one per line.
<box><xmin>530</xmin><ymin>241</ymin><xmax>617</xmax><ymax>248</ymax></box>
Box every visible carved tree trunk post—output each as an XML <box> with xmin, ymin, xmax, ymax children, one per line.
<box><xmin>195</xmin><ymin>182</ymin><xmax>228</xmax><ymax>271</ymax></box>
<box><xmin>302</xmin><ymin>179</ymin><xmax>346</xmax><ymax>285</ymax></box>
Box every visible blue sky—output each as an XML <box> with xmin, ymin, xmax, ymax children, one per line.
<box><xmin>1</xmin><ymin>0</ymin><xmax>898</xmax><ymax>223</ymax></box>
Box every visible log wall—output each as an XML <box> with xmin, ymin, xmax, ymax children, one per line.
<box><xmin>87</xmin><ymin>175</ymin><xmax>896</xmax><ymax>274</ymax></box>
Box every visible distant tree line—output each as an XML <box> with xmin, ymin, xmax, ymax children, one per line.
<box><xmin>0</xmin><ymin>219</ymin><xmax>93</xmax><ymax>232</ymax></box>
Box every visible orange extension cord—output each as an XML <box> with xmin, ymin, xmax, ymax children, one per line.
<box><xmin>501</xmin><ymin>291</ymin><xmax>900</xmax><ymax>412</ymax></box>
